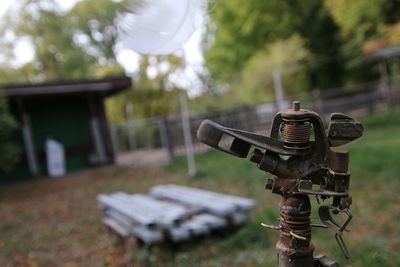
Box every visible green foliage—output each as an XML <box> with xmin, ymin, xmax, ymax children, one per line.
<box><xmin>10</xmin><ymin>0</ymin><xmax>96</xmax><ymax>81</ymax></box>
<box><xmin>231</xmin><ymin>35</ymin><xmax>311</xmax><ymax>104</ymax></box>
<box><xmin>204</xmin><ymin>0</ymin><xmax>293</xmax><ymax>84</ymax></box>
<box><xmin>0</xmin><ymin>0</ymin><xmax>131</xmax><ymax>82</ymax></box>
<box><xmin>204</xmin><ymin>0</ymin><xmax>344</xmax><ymax>94</ymax></box>
<box><xmin>0</xmin><ymin>92</ymin><xmax>19</xmax><ymax>172</ymax></box>
<box><xmin>285</xmin><ymin>0</ymin><xmax>344</xmax><ymax>89</ymax></box>
<box><xmin>188</xmin><ymin>91</ymin><xmax>232</xmax><ymax>113</ymax></box>
<box><xmin>320</xmin><ymin>0</ymin><xmax>400</xmax><ymax>85</ymax></box>
<box><xmin>204</xmin><ymin>0</ymin><xmax>400</xmax><ymax>102</ymax></box>
<box><xmin>66</xmin><ymin>0</ymin><xmax>128</xmax><ymax>65</ymax></box>
<box><xmin>324</xmin><ymin>0</ymin><xmax>385</xmax><ymax>39</ymax></box>
<box><xmin>91</xmin><ymin>64</ymin><xmax>125</xmax><ymax>79</ymax></box>
<box><xmin>106</xmin><ymin>87</ymin><xmax>183</xmax><ymax>123</ymax></box>
<box><xmin>106</xmin><ymin>55</ymin><xmax>186</xmax><ymax>122</ymax></box>
<box><xmin>323</xmin><ymin>0</ymin><xmax>387</xmax><ymax>63</ymax></box>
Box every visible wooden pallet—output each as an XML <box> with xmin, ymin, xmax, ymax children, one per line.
<box><xmin>150</xmin><ymin>184</ymin><xmax>255</xmax><ymax>224</ymax></box>
<box><xmin>98</xmin><ymin>185</ymin><xmax>255</xmax><ymax>245</ymax></box>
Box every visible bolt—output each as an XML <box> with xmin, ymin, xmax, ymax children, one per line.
<box><xmin>293</xmin><ymin>101</ymin><xmax>300</xmax><ymax>111</ymax></box>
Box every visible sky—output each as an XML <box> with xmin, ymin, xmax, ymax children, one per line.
<box><xmin>0</xmin><ymin>0</ymin><xmax>205</xmax><ymax>95</ymax></box>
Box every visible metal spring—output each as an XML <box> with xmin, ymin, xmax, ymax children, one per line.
<box><xmin>279</xmin><ymin>209</ymin><xmax>312</xmax><ymax>243</ymax></box>
<box><xmin>281</xmin><ymin>120</ymin><xmax>310</xmax><ymax>149</ymax></box>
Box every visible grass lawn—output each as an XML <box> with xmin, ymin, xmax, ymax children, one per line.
<box><xmin>1</xmin><ymin>110</ymin><xmax>400</xmax><ymax>267</ymax></box>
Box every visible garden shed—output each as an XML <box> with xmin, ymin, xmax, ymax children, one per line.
<box><xmin>0</xmin><ymin>76</ymin><xmax>132</xmax><ymax>179</ymax></box>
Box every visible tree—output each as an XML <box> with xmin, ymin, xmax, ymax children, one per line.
<box><xmin>204</xmin><ymin>0</ymin><xmax>345</xmax><ymax>95</ymax></box>
<box><xmin>66</xmin><ymin>0</ymin><xmax>128</xmax><ymax>66</ymax></box>
<box><xmin>204</xmin><ymin>0</ymin><xmax>293</xmax><ymax>84</ymax></box>
<box><xmin>0</xmin><ymin>92</ymin><xmax>19</xmax><ymax>172</ymax></box>
<box><xmin>106</xmin><ymin>55</ymin><xmax>186</xmax><ymax>122</ymax></box>
<box><xmin>2</xmin><ymin>0</ymin><xmax>96</xmax><ymax>81</ymax></box>
<box><xmin>285</xmin><ymin>0</ymin><xmax>344</xmax><ymax>89</ymax></box>
<box><xmin>0</xmin><ymin>0</ymin><xmax>131</xmax><ymax>83</ymax></box>
<box><xmin>231</xmin><ymin>35</ymin><xmax>311</xmax><ymax>104</ymax></box>
<box><xmin>324</xmin><ymin>0</ymin><xmax>400</xmax><ymax>82</ymax></box>
<box><xmin>323</xmin><ymin>0</ymin><xmax>400</xmax><ymax>54</ymax></box>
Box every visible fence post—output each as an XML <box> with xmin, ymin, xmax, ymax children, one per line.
<box><xmin>110</xmin><ymin>125</ymin><xmax>119</xmax><ymax>162</ymax></box>
<box><xmin>180</xmin><ymin>93</ymin><xmax>197</xmax><ymax>177</ymax></box>
<box><xmin>366</xmin><ymin>90</ymin><xmax>376</xmax><ymax>115</ymax></box>
<box><xmin>273</xmin><ymin>69</ymin><xmax>285</xmax><ymax>111</ymax></box>
<box><xmin>159</xmin><ymin>117</ymin><xmax>174</xmax><ymax>160</ymax></box>
<box><xmin>312</xmin><ymin>88</ymin><xmax>323</xmax><ymax>115</ymax></box>
<box><xmin>125</xmin><ymin>103</ymin><xmax>136</xmax><ymax>151</ymax></box>
<box><xmin>379</xmin><ymin>61</ymin><xmax>393</xmax><ymax>110</ymax></box>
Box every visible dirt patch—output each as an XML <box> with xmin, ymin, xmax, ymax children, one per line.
<box><xmin>0</xmin><ymin>166</ymin><xmax>171</xmax><ymax>267</ymax></box>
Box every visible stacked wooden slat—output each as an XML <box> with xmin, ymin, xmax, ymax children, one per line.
<box><xmin>98</xmin><ymin>185</ymin><xmax>255</xmax><ymax>245</ymax></box>
<box><xmin>150</xmin><ymin>184</ymin><xmax>255</xmax><ymax>225</ymax></box>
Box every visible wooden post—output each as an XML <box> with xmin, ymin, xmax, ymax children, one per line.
<box><xmin>97</xmin><ymin>96</ymin><xmax>116</xmax><ymax>164</ymax></box>
<box><xmin>88</xmin><ymin>96</ymin><xmax>107</xmax><ymax>164</ymax></box>
<box><xmin>17</xmin><ymin>98</ymin><xmax>39</xmax><ymax>177</ymax></box>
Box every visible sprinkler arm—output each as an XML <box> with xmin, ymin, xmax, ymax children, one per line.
<box><xmin>197</xmin><ymin>113</ymin><xmax>362</xmax><ymax>159</ymax></box>
<box><xmin>197</xmin><ymin>119</ymin><xmax>303</xmax><ymax>157</ymax></box>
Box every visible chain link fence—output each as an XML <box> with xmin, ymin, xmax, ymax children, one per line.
<box><xmin>111</xmin><ymin>77</ymin><xmax>400</xmax><ymax>166</ymax></box>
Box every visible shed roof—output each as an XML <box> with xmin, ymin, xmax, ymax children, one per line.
<box><xmin>0</xmin><ymin>76</ymin><xmax>132</xmax><ymax>97</ymax></box>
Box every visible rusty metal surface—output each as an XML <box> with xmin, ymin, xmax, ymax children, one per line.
<box><xmin>197</xmin><ymin>101</ymin><xmax>363</xmax><ymax>267</ymax></box>
<box><xmin>314</xmin><ymin>255</ymin><xmax>341</xmax><ymax>267</ymax></box>
<box><xmin>277</xmin><ymin>195</ymin><xmax>314</xmax><ymax>267</ymax></box>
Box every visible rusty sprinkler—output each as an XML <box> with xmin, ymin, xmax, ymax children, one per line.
<box><xmin>197</xmin><ymin>101</ymin><xmax>363</xmax><ymax>267</ymax></box>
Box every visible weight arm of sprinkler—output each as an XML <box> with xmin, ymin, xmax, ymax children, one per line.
<box><xmin>197</xmin><ymin>101</ymin><xmax>363</xmax><ymax>267</ymax></box>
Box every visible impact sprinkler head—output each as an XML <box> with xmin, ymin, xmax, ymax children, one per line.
<box><xmin>197</xmin><ymin>101</ymin><xmax>363</xmax><ymax>267</ymax></box>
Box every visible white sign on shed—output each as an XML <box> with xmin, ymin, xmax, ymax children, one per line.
<box><xmin>45</xmin><ymin>139</ymin><xmax>66</xmax><ymax>177</ymax></box>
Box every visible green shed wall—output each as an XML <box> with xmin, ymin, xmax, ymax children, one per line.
<box><xmin>1</xmin><ymin>96</ymin><xmax>93</xmax><ymax>179</ymax></box>
<box><xmin>28</xmin><ymin>96</ymin><xmax>92</xmax><ymax>174</ymax></box>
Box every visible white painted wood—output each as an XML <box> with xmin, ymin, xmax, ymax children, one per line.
<box><xmin>110</xmin><ymin>192</ymin><xmax>189</xmax><ymax>227</ymax></box>
<box><xmin>230</xmin><ymin>212</ymin><xmax>249</xmax><ymax>226</ymax></box>
<box><xmin>168</xmin><ymin>227</ymin><xmax>191</xmax><ymax>242</ymax></box>
<box><xmin>168</xmin><ymin>214</ymin><xmax>227</xmax><ymax>241</ymax></box>
<box><xmin>103</xmin><ymin>217</ymin><xmax>130</xmax><ymax>237</ymax></box>
<box><xmin>150</xmin><ymin>184</ymin><xmax>255</xmax><ymax>216</ymax></box>
<box><xmin>150</xmin><ymin>187</ymin><xmax>234</xmax><ymax>216</ymax></box>
<box><xmin>103</xmin><ymin>215</ymin><xmax>164</xmax><ymax>245</ymax></box>
<box><xmin>98</xmin><ymin>192</ymin><xmax>190</xmax><ymax>228</ymax></box>
<box><xmin>103</xmin><ymin>208</ymin><xmax>139</xmax><ymax>229</ymax></box>
<box><xmin>181</xmin><ymin>219</ymin><xmax>210</xmax><ymax>236</ymax></box>
<box><xmin>98</xmin><ymin>194</ymin><xmax>157</xmax><ymax>226</ymax></box>
<box><xmin>98</xmin><ymin>186</ymin><xmax>256</xmax><ymax>244</ymax></box>
<box><xmin>182</xmin><ymin>213</ymin><xmax>228</xmax><ymax>235</ymax></box>
<box><xmin>184</xmin><ymin>213</ymin><xmax>227</xmax><ymax>231</ymax></box>
<box><xmin>132</xmin><ymin>225</ymin><xmax>164</xmax><ymax>244</ymax></box>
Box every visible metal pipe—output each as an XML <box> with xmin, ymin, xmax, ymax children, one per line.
<box><xmin>277</xmin><ymin>195</ymin><xmax>314</xmax><ymax>267</ymax></box>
